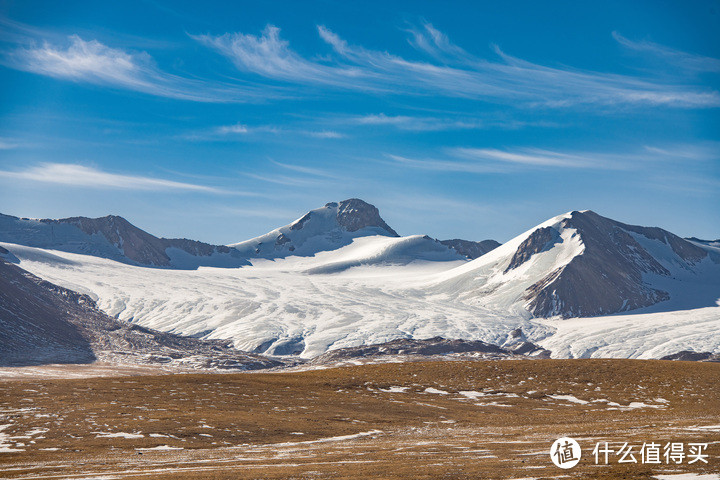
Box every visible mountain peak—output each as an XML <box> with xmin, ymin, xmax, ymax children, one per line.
<box><xmin>231</xmin><ymin>198</ymin><xmax>401</xmax><ymax>259</ymax></box>
<box><xmin>520</xmin><ymin>210</ymin><xmax>711</xmax><ymax>317</ymax></box>
<box><xmin>336</xmin><ymin>198</ymin><xmax>399</xmax><ymax>236</ymax></box>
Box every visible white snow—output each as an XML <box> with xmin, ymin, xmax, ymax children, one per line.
<box><xmin>379</xmin><ymin>386</ymin><xmax>409</xmax><ymax>393</ymax></box>
<box><xmin>93</xmin><ymin>431</ymin><xmax>144</xmax><ymax>439</ymax></box>
<box><xmin>424</xmin><ymin>387</ymin><xmax>449</xmax><ymax>395</ymax></box>
<box><xmin>547</xmin><ymin>395</ymin><xmax>589</xmax><ymax>404</ymax></box>
<box><xmin>136</xmin><ymin>445</ymin><xmax>183</xmax><ymax>451</ymax></box>
<box><xmin>691</xmin><ymin>425</ymin><xmax>720</xmax><ymax>432</ymax></box>
<box><xmin>537</xmin><ymin>306</ymin><xmax>720</xmax><ymax>359</ymax></box>
<box><xmin>255</xmin><ymin>430</ymin><xmax>383</xmax><ymax>448</ymax></box>
<box><xmin>458</xmin><ymin>391</ymin><xmax>488</xmax><ymax>399</ymax></box>
<box><xmin>1</xmin><ymin>241</ymin><xmax>542</xmax><ymax>358</ymax></box>
<box><xmin>0</xmin><ymin>424</ymin><xmax>24</xmax><ymax>453</ymax></box>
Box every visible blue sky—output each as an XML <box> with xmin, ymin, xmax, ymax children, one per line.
<box><xmin>0</xmin><ymin>0</ymin><xmax>718</xmax><ymax>244</ymax></box>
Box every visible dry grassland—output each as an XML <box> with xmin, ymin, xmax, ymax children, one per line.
<box><xmin>0</xmin><ymin>359</ymin><xmax>718</xmax><ymax>479</ymax></box>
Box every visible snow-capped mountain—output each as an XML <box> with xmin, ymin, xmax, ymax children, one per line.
<box><xmin>435</xmin><ymin>210</ymin><xmax>720</xmax><ymax>319</ymax></box>
<box><xmin>230</xmin><ymin>198</ymin><xmax>400</xmax><ymax>258</ymax></box>
<box><xmin>0</xmin><ymin>213</ymin><xmax>247</xmax><ymax>269</ymax></box>
<box><xmin>0</xmin><ymin>200</ymin><xmax>499</xmax><ymax>271</ymax></box>
<box><xmin>230</xmin><ymin>198</ymin><xmax>488</xmax><ymax>271</ymax></box>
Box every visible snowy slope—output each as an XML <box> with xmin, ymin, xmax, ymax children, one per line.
<box><xmin>537</xmin><ymin>306</ymin><xmax>720</xmax><ymax>359</ymax></box>
<box><xmin>1</xmin><ymin>240</ymin><xmax>541</xmax><ymax>358</ymax></box>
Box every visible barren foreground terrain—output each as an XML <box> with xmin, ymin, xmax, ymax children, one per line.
<box><xmin>1</xmin><ymin>359</ymin><xmax>718</xmax><ymax>479</ymax></box>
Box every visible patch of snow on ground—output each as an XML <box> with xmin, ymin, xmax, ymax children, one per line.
<box><xmin>548</xmin><ymin>395</ymin><xmax>589</xmax><ymax>404</ymax></box>
<box><xmin>93</xmin><ymin>431</ymin><xmax>144</xmax><ymax>439</ymax></box>
<box><xmin>424</xmin><ymin>387</ymin><xmax>449</xmax><ymax>395</ymax></box>
<box><xmin>458</xmin><ymin>391</ymin><xmax>487</xmax><ymax>399</ymax></box>
<box><xmin>693</xmin><ymin>425</ymin><xmax>720</xmax><ymax>432</ymax></box>
<box><xmin>136</xmin><ymin>445</ymin><xmax>183</xmax><ymax>451</ymax></box>
<box><xmin>379</xmin><ymin>386</ymin><xmax>409</xmax><ymax>393</ymax></box>
<box><xmin>255</xmin><ymin>430</ymin><xmax>383</xmax><ymax>448</ymax></box>
<box><xmin>0</xmin><ymin>424</ymin><xmax>24</xmax><ymax>452</ymax></box>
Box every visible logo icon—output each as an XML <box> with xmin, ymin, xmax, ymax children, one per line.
<box><xmin>551</xmin><ymin>437</ymin><xmax>581</xmax><ymax>469</ymax></box>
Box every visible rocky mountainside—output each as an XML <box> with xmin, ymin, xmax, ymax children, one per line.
<box><xmin>0</xmin><ymin>254</ymin><xmax>282</xmax><ymax>369</ymax></box>
<box><xmin>0</xmin><ymin>213</ymin><xmax>247</xmax><ymax>269</ymax></box>
<box><xmin>438</xmin><ymin>210</ymin><xmax>720</xmax><ymax>319</ymax></box>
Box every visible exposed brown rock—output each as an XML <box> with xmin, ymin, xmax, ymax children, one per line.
<box><xmin>505</xmin><ymin>226</ymin><xmax>559</xmax><ymax>273</ymax></box>
<box><xmin>59</xmin><ymin>215</ymin><xmax>234</xmax><ymax>266</ymax></box>
<box><xmin>336</xmin><ymin>198</ymin><xmax>399</xmax><ymax>236</ymax></box>
<box><xmin>522</xmin><ymin>211</ymin><xmax>697</xmax><ymax>318</ymax></box>
<box><xmin>661</xmin><ymin>350</ymin><xmax>720</xmax><ymax>362</ymax></box>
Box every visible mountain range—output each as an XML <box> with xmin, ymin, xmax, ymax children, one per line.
<box><xmin>1</xmin><ymin>199</ymin><xmax>718</xmax><ymax>362</ymax></box>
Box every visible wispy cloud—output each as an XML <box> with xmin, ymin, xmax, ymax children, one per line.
<box><xmin>0</xmin><ymin>138</ymin><xmax>20</xmax><ymax>150</ymax></box>
<box><xmin>272</xmin><ymin>160</ymin><xmax>338</xmax><ymax>178</ymax></box>
<box><xmin>5</xmin><ymin>21</ymin><xmax>717</xmax><ymax>109</ymax></box>
<box><xmin>3</xmin><ymin>34</ymin><xmax>268</xmax><ymax>102</ymax></box>
<box><xmin>386</xmin><ymin>154</ymin><xmax>508</xmax><ymax>173</ymax></box>
<box><xmin>451</xmin><ymin>148</ymin><xmax>606</xmax><ymax>168</ymax></box>
<box><xmin>188</xmin><ymin>123</ymin><xmax>343</xmax><ymax>140</ymax></box>
<box><xmin>643</xmin><ymin>142</ymin><xmax>720</xmax><ymax>161</ymax></box>
<box><xmin>243</xmin><ymin>172</ymin><xmax>322</xmax><ymax>188</ymax></box>
<box><xmin>217</xmin><ymin>123</ymin><xmax>250</xmax><ymax>134</ymax></box>
<box><xmin>404</xmin><ymin>22</ymin><xmax>468</xmax><ymax>63</ymax></box>
<box><xmin>0</xmin><ymin>162</ymin><xmax>247</xmax><ymax>194</ymax></box>
<box><xmin>613</xmin><ymin>32</ymin><xmax>720</xmax><ymax>73</ymax></box>
<box><xmin>389</xmin><ymin>143</ymin><xmax>719</xmax><ymax>173</ymax></box>
<box><xmin>191</xmin><ymin>26</ymin><xmax>367</xmax><ymax>88</ymax></box>
<box><xmin>304</xmin><ymin>130</ymin><xmax>345</xmax><ymax>139</ymax></box>
<box><xmin>195</xmin><ymin>22</ymin><xmax>720</xmax><ymax>108</ymax></box>
<box><xmin>349</xmin><ymin>113</ymin><xmax>550</xmax><ymax>131</ymax></box>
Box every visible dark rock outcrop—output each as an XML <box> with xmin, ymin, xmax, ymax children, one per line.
<box><xmin>311</xmin><ymin>336</ymin><xmax>549</xmax><ymax>363</ymax></box>
<box><xmin>335</xmin><ymin>198</ymin><xmax>399</xmax><ymax>236</ymax></box>
<box><xmin>661</xmin><ymin>351</ymin><xmax>720</xmax><ymax>362</ymax></box>
<box><xmin>505</xmin><ymin>226</ymin><xmax>560</xmax><ymax>273</ymax></box>
<box><xmin>440</xmin><ymin>238</ymin><xmax>500</xmax><ymax>260</ymax></box>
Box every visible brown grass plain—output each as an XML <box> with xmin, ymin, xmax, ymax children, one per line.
<box><xmin>0</xmin><ymin>359</ymin><xmax>718</xmax><ymax>479</ymax></box>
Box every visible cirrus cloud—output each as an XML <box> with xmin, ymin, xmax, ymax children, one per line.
<box><xmin>4</xmin><ymin>35</ymin><xmax>271</xmax><ymax>102</ymax></box>
<box><xmin>0</xmin><ymin>162</ymin><xmax>249</xmax><ymax>194</ymax></box>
